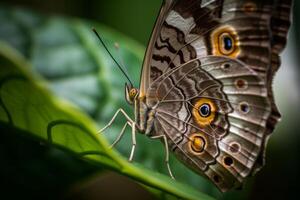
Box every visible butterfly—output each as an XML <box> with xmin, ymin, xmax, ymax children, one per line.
<box><xmin>96</xmin><ymin>0</ymin><xmax>293</xmax><ymax>192</ymax></box>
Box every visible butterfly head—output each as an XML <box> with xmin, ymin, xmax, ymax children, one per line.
<box><xmin>125</xmin><ymin>83</ymin><xmax>139</xmax><ymax>105</ymax></box>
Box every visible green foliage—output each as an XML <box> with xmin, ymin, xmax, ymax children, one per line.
<box><xmin>0</xmin><ymin>7</ymin><xmax>217</xmax><ymax>200</ymax></box>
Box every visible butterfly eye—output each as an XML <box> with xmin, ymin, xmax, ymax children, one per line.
<box><xmin>129</xmin><ymin>88</ymin><xmax>137</xmax><ymax>98</ymax></box>
<box><xmin>199</xmin><ymin>103</ymin><xmax>211</xmax><ymax>117</ymax></box>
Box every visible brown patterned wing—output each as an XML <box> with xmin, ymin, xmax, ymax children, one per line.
<box><xmin>147</xmin><ymin>56</ymin><xmax>270</xmax><ymax>191</ymax></box>
<box><xmin>139</xmin><ymin>0</ymin><xmax>292</xmax><ymax>192</ymax></box>
<box><xmin>139</xmin><ymin>0</ymin><xmax>175</xmax><ymax>96</ymax></box>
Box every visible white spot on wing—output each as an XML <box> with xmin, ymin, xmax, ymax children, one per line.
<box><xmin>178</xmin><ymin>103</ymin><xmax>188</xmax><ymax>122</ymax></box>
<box><xmin>166</xmin><ymin>10</ymin><xmax>195</xmax><ymax>36</ymax></box>
<box><xmin>166</xmin><ymin>11</ymin><xmax>208</xmax><ymax>58</ymax></box>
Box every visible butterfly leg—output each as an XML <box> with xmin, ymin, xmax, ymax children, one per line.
<box><xmin>98</xmin><ymin>108</ymin><xmax>137</xmax><ymax>162</ymax></box>
<box><xmin>98</xmin><ymin>108</ymin><xmax>134</xmax><ymax>134</ymax></box>
<box><xmin>128</xmin><ymin>122</ymin><xmax>136</xmax><ymax>162</ymax></box>
<box><xmin>110</xmin><ymin>121</ymin><xmax>137</xmax><ymax>162</ymax></box>
<box><xmin>110</xmin><ymin>121</ymin><xmax>131</xmax><ymax>148</ymax></box>
<box><xmin>150</xmin><ymin>135</ymin><xmax>175</xmax><ymax>180</ymax></box>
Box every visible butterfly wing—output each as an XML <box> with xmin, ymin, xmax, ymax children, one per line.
<box><xmin>148</xmin><ymin>56</ymin><xmax>270</xmax><ymax>191</ymax></box>
<box><xmin>139</xmin><ymin>0</ymin><xmax>292</xmax><ymax>191</ymax></box>
<box><xmin>139</xmin><ymin>0</ymin><xmax>175</xmax><ymax>96</ymax></box>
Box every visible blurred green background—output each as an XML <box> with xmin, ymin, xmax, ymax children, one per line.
<box><xmin>0</xmin><ymin>0</ymin><xmax>299</xmax><ymax>200</ymax></box>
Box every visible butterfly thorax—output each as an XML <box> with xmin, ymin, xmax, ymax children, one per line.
<box><xmin>125</xmin><ymin>83</ymin><xmax>156</xmax><ymax>135</ymax></box>
<box><xmin>135</xmin><ymin>95</ymin><xmax>158</xmax><ymax>136</ymax></box>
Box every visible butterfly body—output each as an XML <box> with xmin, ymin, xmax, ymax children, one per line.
<box><xmin>102</xmin><ymin>0</ymin><xmax>293</xmax><ymax>192</ymax></box>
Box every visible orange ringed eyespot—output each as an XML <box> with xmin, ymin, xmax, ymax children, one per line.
<box><xmin>189</xmin><ymin>133</ymin><xmax>206</xmax><ymax>154</ymax></box>
<box><xmin>210</xmin><ymin>26</ymin><xmax>240</xmax><ymax>58</ymax></box>
<box><xmin>192</xmin><ymin>98</ymin><xmax>216</xmax><ymax>127</ymax></box>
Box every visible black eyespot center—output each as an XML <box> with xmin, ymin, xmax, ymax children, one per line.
<box><xmin>218</xmin><ymin>32</ymin><xmax>237</xmax><ymax>55</ymax></box>
<box><xmin>223</xmin><ymin>35</ymin><xmax>233</xmax><ymax>51</ymax></box>
<box><xmin>213</xmin><ymin>175</ymin><xmax>221</xmax><ymax>183</ymax></box>
<box><xmin>239</xmin><ymin>102</ymin><xmax>250</xmax><ymax>113</ymax></box>
<box><xmin>222</xmin><ymin>63</ymin><xmax>231</xmax><ymax>70</ymax></box>
<box><xmin>224</xmin><ymin>156</ymin><xmax>234</xmax><ymax>166</ymax></box>
<box><xmin>199</xmin><ymin>103</ymin><xmax>211</xmax><ymax>117</ymax></box>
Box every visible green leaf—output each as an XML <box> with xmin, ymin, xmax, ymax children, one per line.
<box><xmin>0</xmin><ymin>40</ymin><xmax>215</xmax><ymax>200</ymax></box>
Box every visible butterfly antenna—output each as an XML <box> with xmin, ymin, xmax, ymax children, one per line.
<box><xmin>114</xmin><ymin>42</ymin><xmax>130</xmax><ymax>78</ymax></box>
<box><xmin>92</xmin><ymin>28</ymin><xmax>134</xmax><ymax>87</ymax></box>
